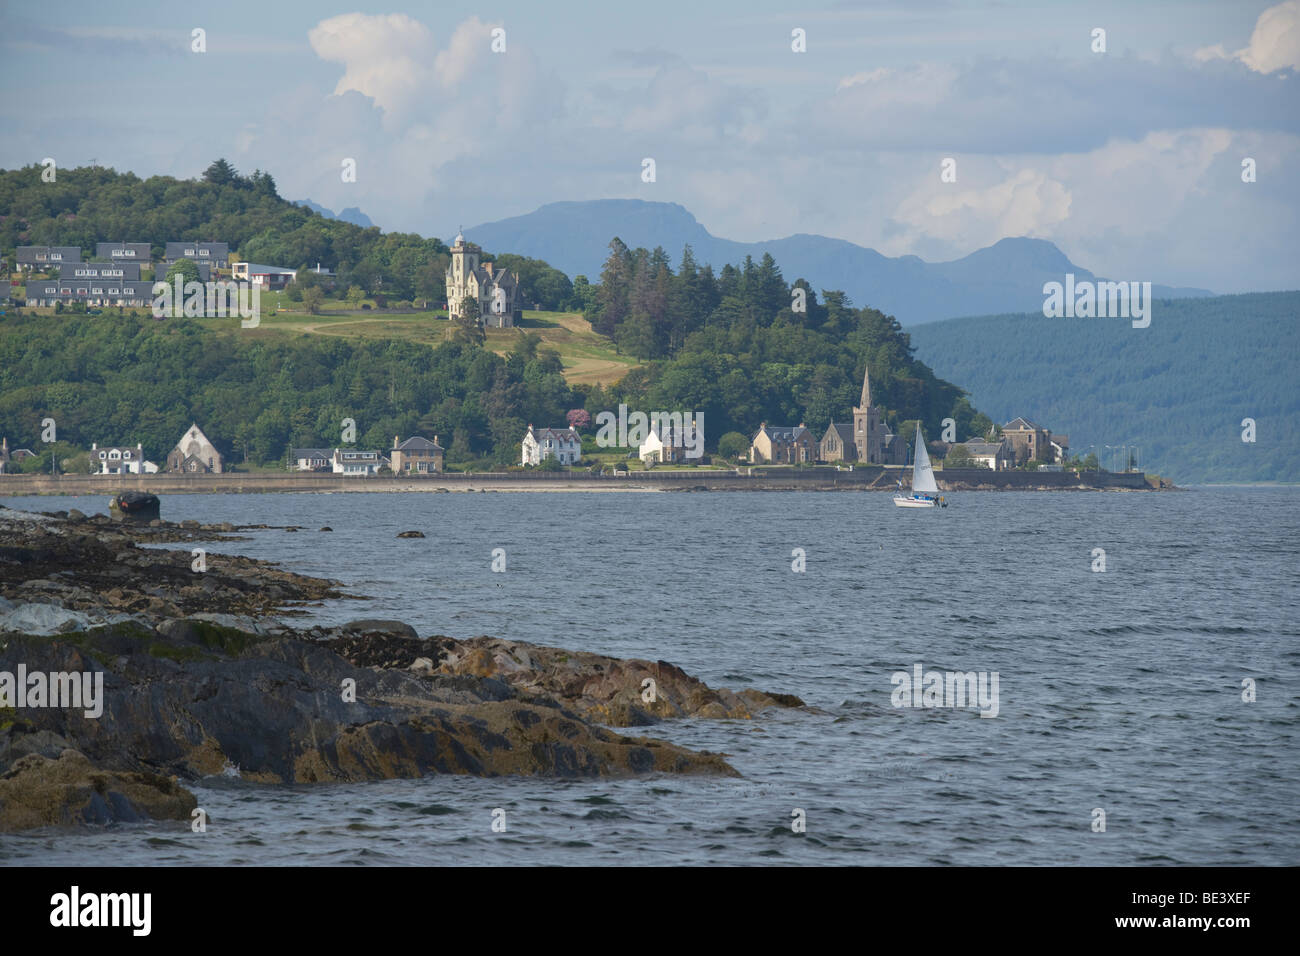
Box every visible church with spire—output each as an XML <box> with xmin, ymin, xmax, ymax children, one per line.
<box><xmin>818</xmin><ymin>365</ymin><xmax>907</xmax><ymax>465</ymax></box>
<box><xmin>444</xmin><ymin>229</ymin><xmax>520</xmax><ymax>328</ymax></box>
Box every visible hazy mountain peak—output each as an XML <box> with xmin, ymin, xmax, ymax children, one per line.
<box><xmin>464</xmin><ymin>199</ymin><xmax>1209</xmax><ymax>324</ymax></box>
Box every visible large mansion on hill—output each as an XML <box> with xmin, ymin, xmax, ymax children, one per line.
<box><xmin>445</xmin><ymin>232</ymin><xmax>521</xmax><ymax>328</ymax></box>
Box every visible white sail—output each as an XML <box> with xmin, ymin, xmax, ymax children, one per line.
<box><xmin>912</xmin><ymin>423</ymin><xmax>939</xmax><ymax>494</ymax></box>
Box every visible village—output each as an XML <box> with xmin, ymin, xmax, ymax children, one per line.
<box><xmin>2</xmin><ymin>237</ymin><xmax>1099</xmax><ymax>480</ymax></box>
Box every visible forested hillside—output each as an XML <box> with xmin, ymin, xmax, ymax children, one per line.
<box><xmin>0</xmin><ymin>160</ymin><xmax>573</xmax><ymax>309</ymax></box>
<box><xmin>907</xmin><ymin>293</ymin><xmax>1300</xmax><ymax>483</ymax></box>
<box><xmin>0</xmin><ymin>162</ymin><xmax>991</xmax><ymax>465</ymax></box>
<box><xmin>0</xmin><ymin>314</ymin><xmax>574</xmax><ymax>467</ymax></box>
<box><xmin>581</xmin><ymin>238</ymin><xmax>991</xmax><ymax>445</ymax></box>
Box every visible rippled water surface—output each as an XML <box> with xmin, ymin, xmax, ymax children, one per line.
<box><xmin>2</xmin><ymin>487</ymin><xmax>1297</xmax><ymax>865</ymax></box>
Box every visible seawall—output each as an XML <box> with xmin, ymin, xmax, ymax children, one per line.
<box><xmin>0</xmin><ymin>468</ymin><xmax>1159</xmax><ymax>495</ymax></box>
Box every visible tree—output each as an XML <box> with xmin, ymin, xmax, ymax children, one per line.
<box><xmin>303</xmin><ymin>286</ymin><xmax>324</xmax><ymax>314</ymax></box>
<box><xmin>945</xmin><ymin>443</ymin><xmax>976</xmax><ymax>467</ymax></box>
<box><xmin>453</xmin><ymin>297</ymin><xmax>485</xmax><ymax>346</ymax></box>
<box><xmin>346</xmin><ymin>285</ymin><xmax>364</xmax><ymax>308</ymax></box>
<box><xmin>203</xmin><ymin>158</ymin><xmax>239</xmax><ymax>187</ymax></box>
<box><xmin>164</xmin><ymin>257</ymin><xmax>201</xmax><ymax>287</ymax></box>
<box><xmin>718</xmin><ymin>431</ymin><xmax>750</xmax><ymax>460</ymax></box>
<box><xmin>566</xmin><ymin>408</ymin><xmax>592</xmax><ymax>431</ymax></box>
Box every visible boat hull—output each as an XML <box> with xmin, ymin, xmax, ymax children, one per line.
<box><xmin>893</xmin><ymin>494</ymin><xmax>938</xmax><ymax>508</ymax></box>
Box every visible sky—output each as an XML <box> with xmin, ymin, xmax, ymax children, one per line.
<box><xmin>2</xmin><ymin>0</ymin><xmax>1297</xmax><ymax>291</ymax></box>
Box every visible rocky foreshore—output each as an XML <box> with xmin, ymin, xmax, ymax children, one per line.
<box><xmin>0</xmin><ymin>504</ymin><xmax>801</xmax><ymax>832</ymax></box>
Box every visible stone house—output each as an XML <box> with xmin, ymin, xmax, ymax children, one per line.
<box><xmin>1001</xmin><ymin>417</ymin><xmax>1054</xmax><ymax>465</ymax></box>
<box><xmin>391</xmin><ymin>435</ymin><xmax>444</xmax><ymax>474</ymax></box>
<box><xmin>750</xmin><ymin>423</ymin><xmax>816</xmax><ymax>464</ymax></box>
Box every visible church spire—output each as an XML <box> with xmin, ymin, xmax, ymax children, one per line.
<box><xmin>859</xmin><ymin>364</ymin><xmax>872</xmax><ymax>409</ymax></box>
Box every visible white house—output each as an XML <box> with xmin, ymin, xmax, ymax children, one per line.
<box><xmin>521</xmin><ymin>425</ymin><xmax>581</xmax><ymax>466</ymax></box>
<box><xmin>638</xmin><ymin>418</ymin><xmax>693</xmax><ymax>465</ymax></box>
<box><xmin>232</xmin><ymin>262</ymin><xmax>296</xmax><ymax>290</ymax></box>
<box><xmin>332</xmin><ymin>448</ymin><xmax>383</xmax><ymax>475</ymax></box>
<box><xmin>92</xmin><ymin>443</ymin><xmax>159</xmax><ymax>475</ymax></box>
<box><xmin>289</xmin><ymin>447</ymin><xmax>332</xmax><ymax>472</ymax></box>
<box><xmin>956</xmin><ymin>440</ymin><xmax>1013</xmax><ymax>471</ymax></box>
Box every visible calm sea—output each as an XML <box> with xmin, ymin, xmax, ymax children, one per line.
<box><xmin>2</xmin><ymin>487</ymin><xmax>1297</xmax><ymax>865</ymax></box>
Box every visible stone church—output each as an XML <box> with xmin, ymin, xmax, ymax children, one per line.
<box><xmin>166</xmin><ymin>423</ymin><xmax>224</xmax><ymax>473</ymax></box>
<box><xmin>819</xmin><ymin>366</ymin><xmax>907</xmax><ymax>465</ymax></box>
<box><xmin>444</xmin><ymin>231</ymin><xmax>520</xmax><ymax>328</ymax></box>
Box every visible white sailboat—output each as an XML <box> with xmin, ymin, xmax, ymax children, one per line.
<box><xmin>894</xmin><ymin>423</ymin><xmax>946</xmax><ymax>508</ymax></box>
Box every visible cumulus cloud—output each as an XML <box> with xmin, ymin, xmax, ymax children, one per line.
<box><xmin>1195</xmin><ymin>0</ymin><xmax>1300</xmax><ymax>73</ymax></box>
<box><xmin>227</xmin><ymin>10</ymin><xmax>1297</xmax><ymax>293</ymax></box>
<box><xmin>308</xmin><ymin>13</ymin><xmax>437</xmax><ymax>123</ymax></box>
<box><xmin>1239</xmin><ymin>0</ymin><xmax>1300</xmax><ymax>72</ymax></box>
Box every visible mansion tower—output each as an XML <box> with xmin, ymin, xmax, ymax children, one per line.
<box><xmin>445</xmin><ymin>231</ymin><xmax>520</xmax><ymax>328</ymax></box>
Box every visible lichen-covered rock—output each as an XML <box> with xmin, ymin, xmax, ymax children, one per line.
<box><xmin>434</xmin><ymin>636</ymin><xmax>804</xmax><ymax>726</ymax></box>
<box><xmin>0</xmin><ymin>750</ymin><xmax>196</xmax><ymax>832</ymax></box>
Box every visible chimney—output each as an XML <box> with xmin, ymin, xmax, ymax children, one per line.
<box><xmin>434</xmin><ymin>435</ymin><xmax>439</xmax><ymax>446</ymax></box>
<box><xmin>394</xmin><ymin>435</ymin><xmax>399</xmax><ymax>449</ymax></box>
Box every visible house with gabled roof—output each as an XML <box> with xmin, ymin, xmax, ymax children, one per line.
<box><xmin>750</xmin><ymin>423</ymin><xmax>816</xmax><ymax>464</ymax></box>
<box><xmin>164</xmin><ymin>242</ymin><xmax>229</xmax><ymax>268</ymax></box>
<box><xmin>289</xmin><ymin>448</ymin><xmax>332</xmax><ymax>472</ymax></box>
<box><xmin>522</xmin><ymin>424</ymin><xmax>581</xmax><ymax>466</ymax></box>
<box><xmin>91</xmin><ymin>442</ymin><xmax>158</xmax><ymax>475</ymax></box>
<box><xmin>63</xmin><ymin>262</ymin><xmax>141</xmax><ymax>281</ymax></box>
<box><xmin>95</xmin><ymin>242</ymin><xmax>151</xmax><ymax>264</ymax></box>
<box><xmin>391</xmin><ymin>435</ymin><xmax>444</xmax><ymax>474</ymax></box>
<box><xmin>949</xmin><ymin>440</ymin><xmax>1013</xmax><ymax>471</ymax></box>
<box><xmin>332</xmin><ymin>448</ymin><xmax>383</xmax><ymax>475</ymax></box>
<box><xmin>1002</xmin><ymin>417</ymin><xmax>1055</xmax><ymax>465</ymax></box>
<box><xmin>16</xmin><ymin>246</ymin><xmax>82</xmax><ymax>271</ymax></box>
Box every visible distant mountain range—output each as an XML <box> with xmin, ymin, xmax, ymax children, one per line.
<box><xmin>906</xmin><ymin>292</ymin><xmax>1300</xmax><ymax>483</ymax></box>
<box><xmin>466</xmin><ymin>199</ymin><xmax>1212</xmax><ymax>325</ymax></box>
<box><xmin>294</xmin><ymin>199</ymin><xmax>375</xmax><ymax>229</ymax></box>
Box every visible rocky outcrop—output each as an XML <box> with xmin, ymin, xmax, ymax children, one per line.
<box><xmin>0</xmin><ymin>749</ymin><xmax>196</xmax><ymax>832</ymax></box>
<box><xmin>433</xmin><ymin>636</ymin><xmax>801</xmax><ymax>726</ymax></box>
<box><xmin>0</xmin><ymin>622</ymin><xmax>736</xmax><ymax>793</ymax></box>
<box><xmin>0</xmin><ymin>505</ymin><xmax>802</xmax><ymax>830</ymax></box>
